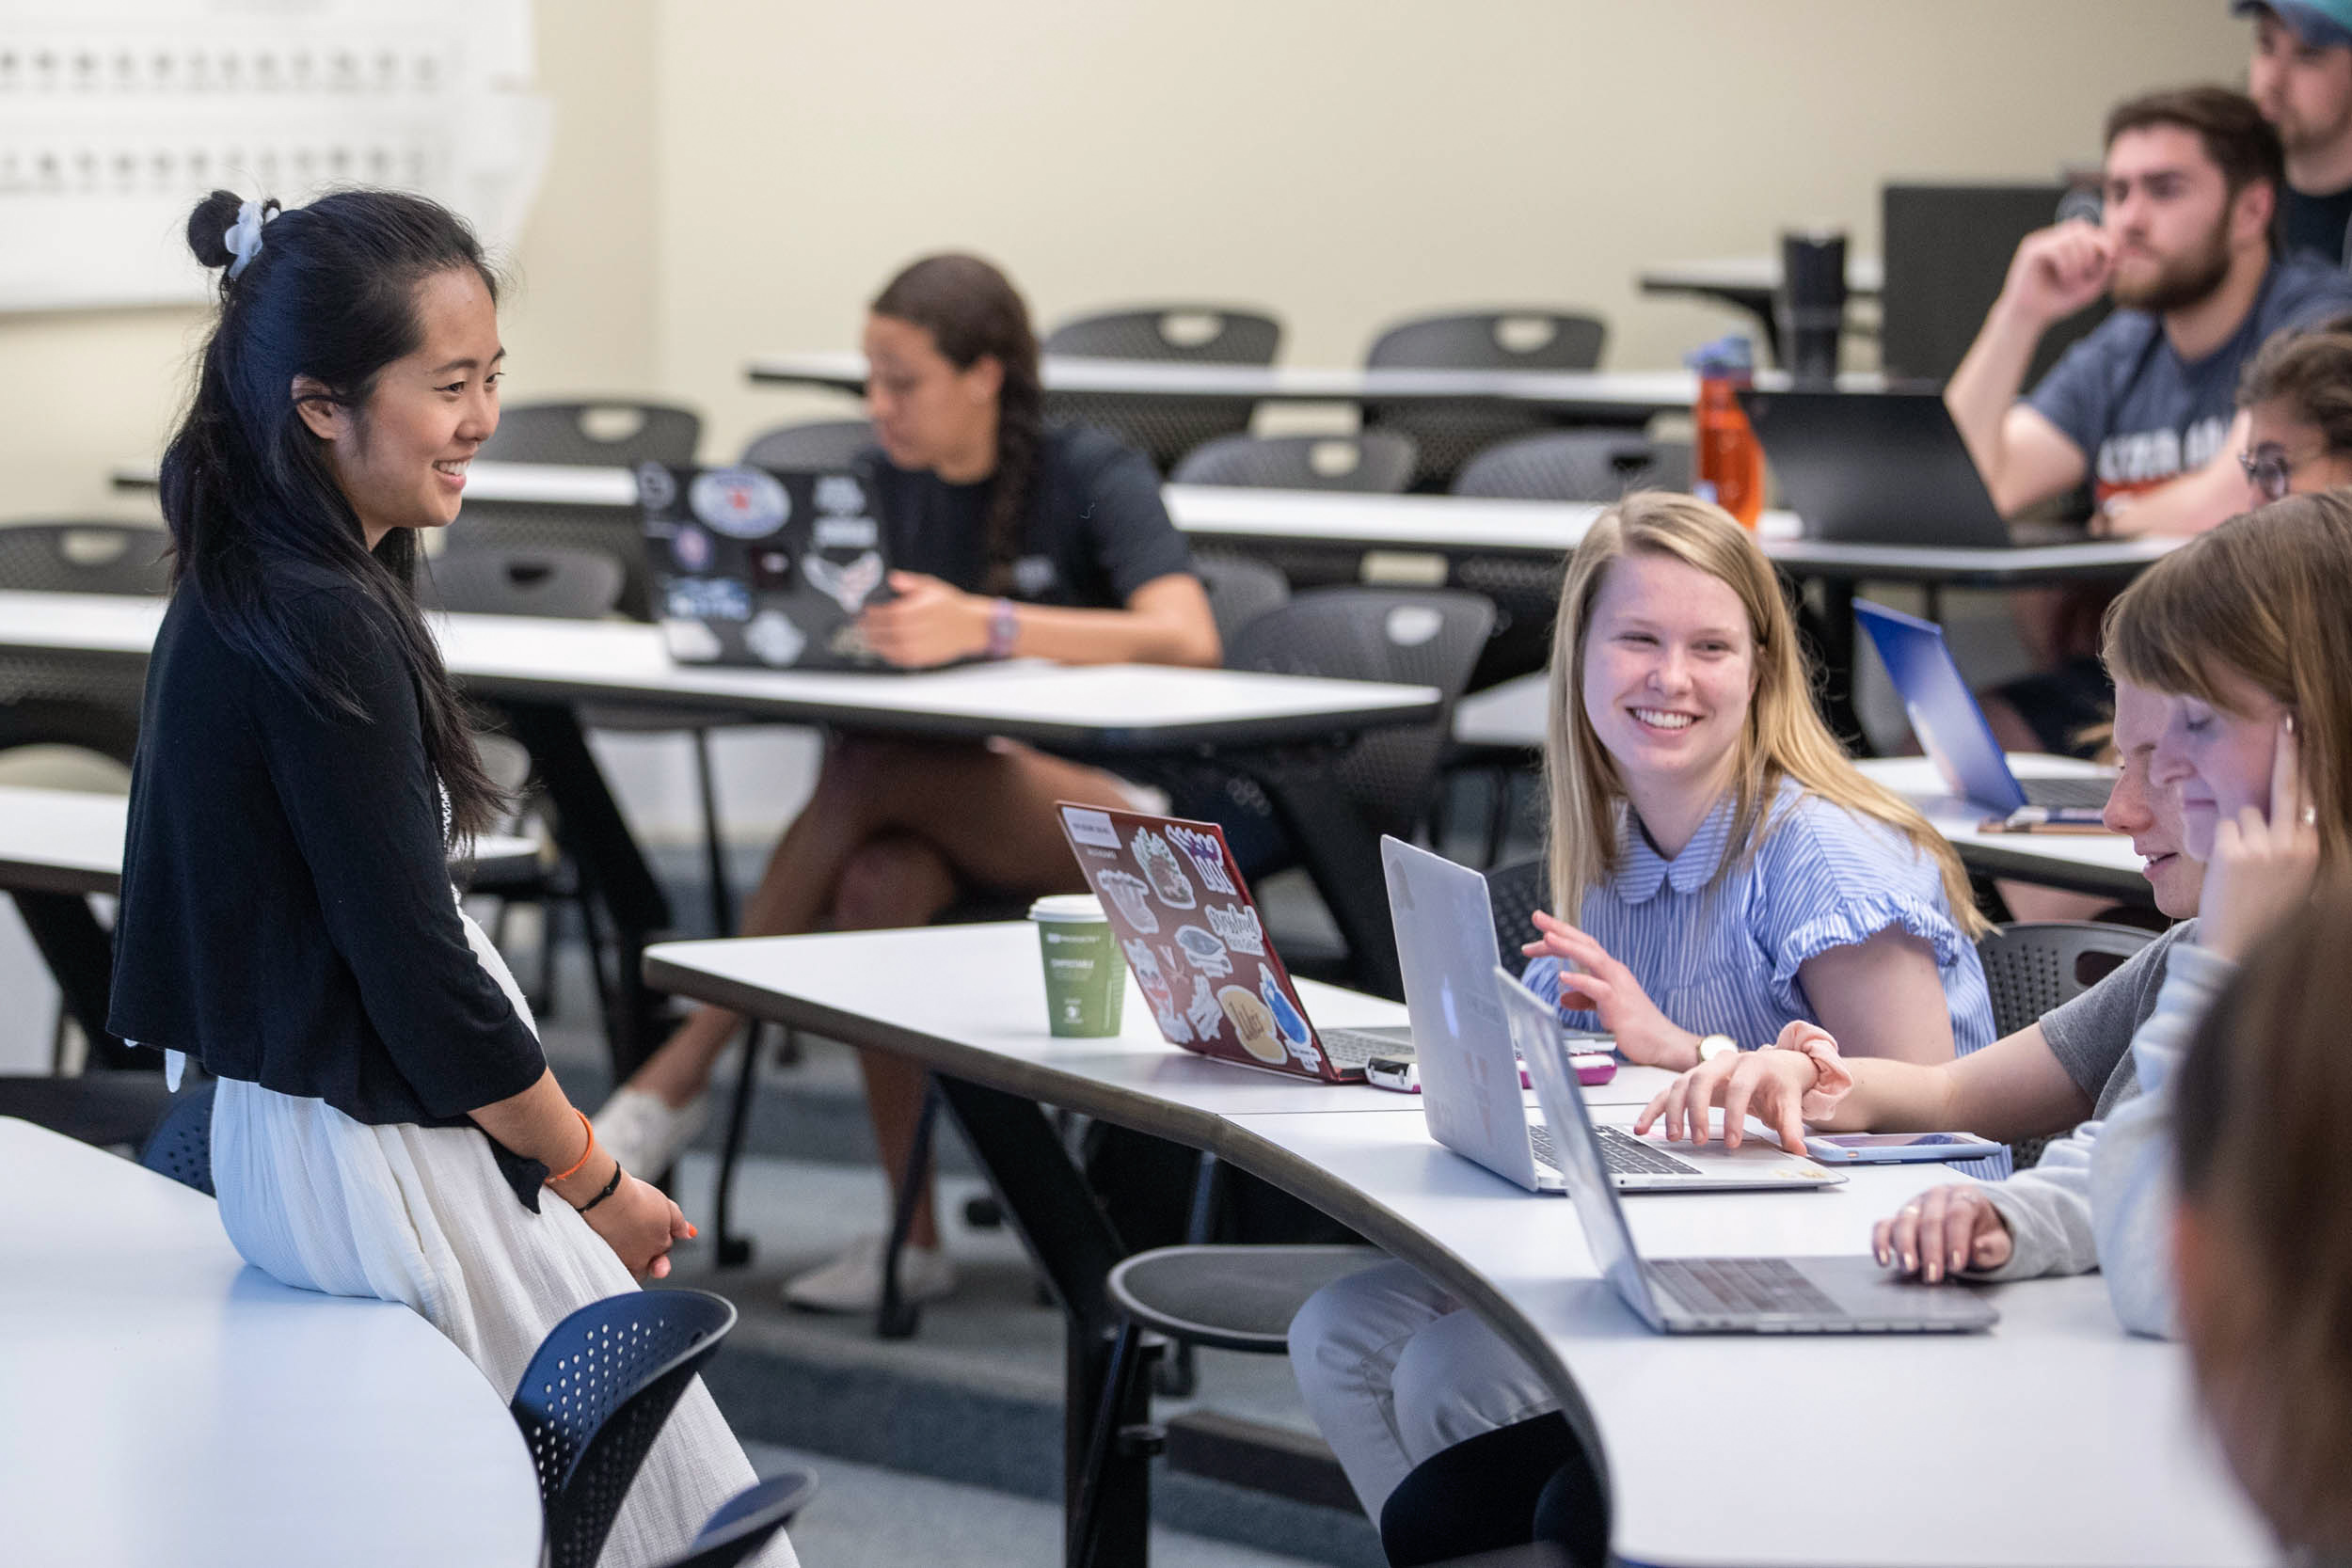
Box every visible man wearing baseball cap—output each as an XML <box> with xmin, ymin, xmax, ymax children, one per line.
<box><xmin>2243</xmin><ymin>1</ymin><xmax>2352</xmax><ymax>264</ymax></box>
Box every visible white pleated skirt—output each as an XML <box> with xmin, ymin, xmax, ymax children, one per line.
<box><xmin>208</xmin><ymin>909</ymin><xmax>796</xmax><ymax>1568</ymax></box>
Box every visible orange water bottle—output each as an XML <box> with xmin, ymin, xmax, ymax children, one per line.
<box><xmin>1688</xmin><ymin>335</ymin><xmax>1764</xmax><ymax>529</ymax></box>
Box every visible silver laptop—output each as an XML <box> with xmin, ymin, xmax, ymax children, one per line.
<box><xmin>1496</xmin><ymin>964</ymin><xmax>1997</xmax><ymax>1334</ymax></box>
<box><xmin>1382</xmin><ymin>838</ymin><xmax>1843</xmax><ymax>1195</ymax></box>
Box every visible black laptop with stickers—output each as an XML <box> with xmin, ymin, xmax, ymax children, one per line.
<box><xmin>639</xmin><ymin>462</ymin><xmax>896</xmax><ymax>671</ymax></box>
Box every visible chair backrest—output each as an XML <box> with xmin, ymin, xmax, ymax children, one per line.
<box><xmin>665</xmin><ymin>1471</ymin><xmax>820</xmax><ymax>1568</ymax></box>
<box><xmin>1226</xmin><ymin>588</ymin><xmax>1496</xmax><ymax>838</ymax></box>
<box><xmin>0</xmin><ymin>521</ymin><xmax>172</xmax><ymax>596</ymax></box>
<box><xmin>481</xmin><ymin>401</ymin><xmax>703</xmax><ymax>467</ymax></box>
<box><xmin>1171</xmin><ymin>432</ymin><xmax>1419</xmax><ymax>494</ymax></box>
<box><xmin>1452</xmin><ymin>430</ymin><xmax>1690</xmax><ymax>502</ymax></box>
<box><xmin>739</xmin><ymin>420</ymin><xmax>877</xmax><ymax>471</ymax></box>
<box><xmin>1192</xmin><ymin>549</ymin><xmax>1291</xmax><ymax>648</ymax></box>
<box><xmin>1975</xmin><ymin>921</ymin><xmax>2156</xmax><ymax>1039</ymax></box>
<box><xmin>1044</xmin><ymin>306</ymin><xmax>1282</xmax><ymax>365</ymax></box>
<box><xmin>1485</xmin><ymin>859</ymin><xmax>1549</xmax><ymax>978</ymax></box>
<box><xmin>421</xmin><ymin>546</ymin><xmax>626</xmax><ymax>620</ymax></box>
<box><xmin>1365</xmin><ymin>310</ymin><xmax>1607</xmax><ymax>372</ymax></box>
<box><xmin>510</xmin><ymin>1289</ymin><xmax>739</xmax><ymax>1568</ymax></box>
<box><xmin>139</xmin><ymin>1082</ymin><xmax>216</xmax><ymax>1196</ymax></box>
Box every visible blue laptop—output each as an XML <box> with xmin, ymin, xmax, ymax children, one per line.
<box><xmin>1854</xmin><ymin>600</ymin><xmax>2112</xmax><ymax>815</ymax></box>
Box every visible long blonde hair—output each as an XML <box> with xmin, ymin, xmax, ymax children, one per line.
<box><xmin>1543</xmin><ymin>492</ymin><xmax>1986</xmax><ymax>934</ymax></box>
<box><xmin>2104</xmin><ymin>490</ymin><xmax>2352</xmax><ymax>872</ymax></box>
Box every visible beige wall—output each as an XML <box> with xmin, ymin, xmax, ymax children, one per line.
<box><xmin>0</xmin><ymin>0</ymin><xmax>2255</xmax><ymax>512</ymax></box>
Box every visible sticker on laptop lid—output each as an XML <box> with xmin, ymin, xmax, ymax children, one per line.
<box><xmin>1126</xmin><ymin>941</ymin><xmax>1189</xmax><ymax>1041</ymax></box>
<box><xmin>1217</xmin><ymin>985</ymin><xmax>1285</xmax><ymax>1064</ymax></box>
<box><xmin>1096</xmin><ymin>870</ymin><xmax>1158</xmax><ymax>932</ymax></box>
<box><xmin>804</xmin><ymin>550</ymin><xmax>885</xmax><ymax>613</ymax></box>
<box><xmin>1173</xmin><ymin>925</ymin><xmax>1231</xmax><ymax>976</ymax></box>
<box><xmin>1061</xmin><ymin>807</ymin><xmax>1120</xmax><ymax>850</ymax></box>
<box><xmin>660</xmin><ymin>618</ymin><xmax>723</xmax><ymax>662</ymax></box>
<box><xmin>1131</xmin><ymin>829</ymin><xmax>1196</xmax><ymax>909</ymax></box>
<box><xmin>636</xmin><ymin>462</ymin><xmax>678</xmax><ymax>512</ymax></box>
<box><xmin>690</xmin><ymin>467</ymin><xmax>789</xmax><ymax>538</ymax></box>
<box><xmin>815</xmin><ymin>473</ymin><xmax>869</xmax><ymax>515</ymax></box>
<box><xmin>743</xmin><ymin>609</ymin><xmax>806</xmax><ymax>668</ymax></box>
<box><xmin>1204</xmin><ymin>902</ymin><xmax>1263</xmax><ymax>956</ymax></box>
<box><xmin>813</xmin><ymin>514</ymin><xmax>878</xmax><ymax>550</ymax></box>
<box><xmin>1184</xmin><ymin>974</ymin><xmax>1223</xmax><ymax>1038</ymax></box>
<box><xmin>1164</xmin><ymin>824</ymin><xmax>1236</xmax><ymax>895</ymax></box>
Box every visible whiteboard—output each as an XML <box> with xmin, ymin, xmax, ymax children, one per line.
<box><xmin>0</xmin><ymin>0</ymin><xmax>550</xmax><ymax>312</ymax></box>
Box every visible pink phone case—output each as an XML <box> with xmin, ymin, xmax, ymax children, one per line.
<box><xmin>1573</xmin><ymin>1053</ymin><xmax>1617</xmax><ymax>1086</ymax></box>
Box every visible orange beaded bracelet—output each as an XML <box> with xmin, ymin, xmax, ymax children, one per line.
<box><xmin>544</xmin><ymin>1108</ymin><xmax>597</xmax><ymax>1186</ymax></box>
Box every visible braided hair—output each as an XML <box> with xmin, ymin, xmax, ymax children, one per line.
<box><xmin>870</xmin><ymin>254</ymin><xmax>1042</xmax><ymax>595</ymax></box>
<box><xmin>163</xmin><ymin>187</ymin><xmax>504</xmax><ymax>843</ymax></box>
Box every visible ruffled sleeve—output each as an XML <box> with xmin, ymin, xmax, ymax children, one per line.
<box><xmin>1752</xmin><ymin>799</ymin><xmax>1971</xmax><ymax>1007</ymax></box>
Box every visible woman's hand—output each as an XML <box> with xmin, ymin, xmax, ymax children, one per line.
<box><xmin>1635</xmin><ymin>1022</ymin><xmax>1826</xmax><ymax>1151</ymax></box>
<box><xmin>860</xmin><ymin>571</ymin><xmax>990</xmax><ymax>668</ymax></box>
<box><xmin>2201</xmin><ymin>714</ymin><xmax>2321</xmax><ymax>962</ymax></box>
<box><xmin>1521</xmin><ymin>911</ymin><xmax>1695</xmax><ymax>1068</ymax></box>
<box><xmin>1872</xmin><ymin>1184</ymin><xmax>2010</xmax><ymax>1283</ymax></box>
<box><xmin>576</xmin><ymin>1167</ymin><xmax>695</xmax><ymax>1280</ymax></box>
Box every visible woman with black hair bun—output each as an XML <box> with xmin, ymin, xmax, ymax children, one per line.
<box><xmin>111</xmin><ymin>187</ymin><xmax>795</xmax><ymax>1568</ymax></box>
<box><xmin>593</xmin><ymin>252</ymin><xmax>1224</xmax><ymax>1315</ymax></box>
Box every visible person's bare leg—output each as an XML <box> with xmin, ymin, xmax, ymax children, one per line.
<box><xmin>628</xmin><ymin>736</ymin><xmax>1148</xmax><ymax>1108</ymax></box>
<box><xmin>825</xmin><ymin>833</ymin><xmax>962</xmax><ymax>1250</ymax></box>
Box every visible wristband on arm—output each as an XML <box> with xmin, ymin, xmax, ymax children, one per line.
<box><xmin>1764</xmin><ymin>1026</ymin><xmax>1854</xmax><ymax>1119</ymax></box>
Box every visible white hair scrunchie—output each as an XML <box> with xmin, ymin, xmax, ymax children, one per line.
<box><xmin>223</xmin><ymin>198</ymin><xmax>279</xmax><ymax>280</ymax></box>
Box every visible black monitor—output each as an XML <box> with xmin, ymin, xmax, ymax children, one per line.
<box><xmin>1880</xmin><ymin>182</ymin><xmax>2110</xmax><ymax>386</ymax></box>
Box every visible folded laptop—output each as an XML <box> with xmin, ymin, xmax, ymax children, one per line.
<box><xmin>1055</xmin><ymin>803</ymin><xmax>1409</xmax><ymax>1083</ymax></box>
<box><xmin>640</xmin><ymin>461</ymin><xmax>895</xmax><ymax>671</ymax></box>
<box><xmin>1383</xmin><ymin>838</ymin><xmax>1841</xmax><ymax>1194</ymax></box>
<box><xmin>1496</xmin><ymin>965</ymin><xmax>1996</xmax><ymax>1334</ymax></box>
<box><xmin>1855</xmin><ymin>599</ymin><xmax>2115</xmax><ymax>815</ymax></box>
<box><xmin>1737</xmin><ymin>388</ymin><xmax>2018</xmax><ymax>548</ymax></box>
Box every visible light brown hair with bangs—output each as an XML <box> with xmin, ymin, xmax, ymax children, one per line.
<box><xmin>2101</xmin><ymin>491</ymin><xmax>2352</xmax><ymax>872</ymax></box>
<box><xmin>1543</xmin><ymin>491</ymin><xmax>1985</xmax><ymax>935</ymax></box>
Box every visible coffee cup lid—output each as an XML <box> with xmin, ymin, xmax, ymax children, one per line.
<box><xmin>1028</xmin><ymin>894</ymin><xmax>1107</xmax><ymax>923</ymax></box>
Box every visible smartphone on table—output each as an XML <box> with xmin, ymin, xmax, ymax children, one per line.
<box><xmin>1801</xmin><ymin>1131</ymin><xmax>2005</xmax><ymax>1164</ymax></box>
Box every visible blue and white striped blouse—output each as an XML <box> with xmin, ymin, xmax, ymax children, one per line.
<box><xmin>1522</xmin><ymin>779</ymin><xmax>1997</xmax><ymax>1066</ymax></box>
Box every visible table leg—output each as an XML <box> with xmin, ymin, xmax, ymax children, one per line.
<box><xmin>12</xmin><ymin>890</ymin><xmax>138</xmax><ymax>1070</ymax></box>
<box><xmin>493</xmin><ymin>699</ymin><xmax>675</xmax><ymax>1079</ymax></box>
<box><xmin>1801</xmin><ymin>577</ymin><xmax>1866</xmax><ymax>753</ymax></box>
<box><xmin>931</xmin><ymin>1075</ymin><xmax>1151</xmax><ymax>1568</ymax></box>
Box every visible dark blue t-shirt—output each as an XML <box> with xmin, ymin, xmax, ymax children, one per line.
<box><xmin>2025</xmin><ymin>252</ymin><xmax>2352</xmax><ymax>514</ymax></box>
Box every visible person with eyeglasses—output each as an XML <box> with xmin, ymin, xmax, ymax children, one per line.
<box><xmin>2235</xmin><ymin>314</ymin><xmax>2352</xmax><ymax>499</ymax></box>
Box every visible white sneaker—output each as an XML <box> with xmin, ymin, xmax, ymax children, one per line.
<box><xmin>591</xmin><ymin>1085</ymin><xmax>710</xmax><ymax>1176</ymax></box>
<box><xmin>782</xmin><ymin>1233</ymin><xmax>957</xmax><ymax>1313</ymax></box>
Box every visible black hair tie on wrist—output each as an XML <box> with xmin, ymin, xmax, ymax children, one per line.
<box><xmin>575</xmin><ymin>1163</ymin><xmax>626</xmax><ymax>1214</ymax></box>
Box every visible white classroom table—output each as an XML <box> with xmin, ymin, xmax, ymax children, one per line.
<box><xmin>746</xmin><ymin>349</ymin><xmax>1887</xmax><ymax>419</ymax></box>
<box><xmin>1638</xmin><ymin>252</ymin><xmax>1886</xmax><ymax>301</ymax></box>
<box><xmin>0</xmin><ymin>783</ymin><xmax>541</xmax><ymax>897</ymax></box>
<box><xmin>0</xmin><ymin>589</ymin><xmax>1439</xmax><ymax>751</ymax></box>
<box><xmin>0</xmin><ymin>1117</ymin><xmax>543</xmax><ymax>1568</ymax></box>
<box><xmin>644</xmin><ymin>924</ymin><xmax>2266</xmax><ymax>1568</ymax></box>
<box><xmin>1858</xmin><ymin>753</ymin><xmax>2150</xmax><ymax>902</ymax></box>
<box><xmin>108</xmin><ymin>460</ymin><xmax>2183</xmax><ymax>587</ymax></box>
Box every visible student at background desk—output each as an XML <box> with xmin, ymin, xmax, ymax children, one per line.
<box><xmin>593</xmin><ymin>253</ymin><xmax>1224</xmax><ymax>1315</ymax></box>
<box><xmin>2244</xmin><ymin>0</ymin><xmax>2352</xmax><ymax>265</ymax></box>
<box><xmin>1942</xmin><ymin>86</ymin><xmax>2352</xmax><ymax>755</ymax></box>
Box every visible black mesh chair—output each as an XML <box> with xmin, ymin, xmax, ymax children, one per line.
<box><xmin>1171</xmin><ymin>432</ymin><xmax>1418</xmax><ymax>494</ymax></box>
<box><xmin>456</xmin><ymin>399</ymin><xmax>702</xmax><ymax>621</ymax></box>
<box><xmin>1976</xmin><ymin>921</ymin><xmax>2155</xmax><ymax>1168</ymax></box>
<box><xmin>661</xmin><ymin>1470</ymin><xmax>819</xmax><ymax>1568</ymax></box>
<box><xmin>739</xmin><ymin>420</ymin><xmax>877</xmax><ymax>471</ymax></box>
<box><xmin>1192</xmin><ymin>549</ymin><xmax>1290</xmax><ymax>648</ymax></box>
<box><xmin>1364</xmin><ymin>310</ymin><xmax>1611</xmax><ymax>487</ymax></box>
<box><xmin>1486</xmin><ymin>859</ymin><xmax>1549</xmax><ymax>978</ymax></box>
<box><xmin>1042</xmin><ymin>305</ymin><xmax>1282</xmax><ymax>471</ymax></box>
<box><xmin>1453</xmin><ymin>430</ymin><xmax>1690</xmax><ymax>501</ymax></box>
<box><xmin>421</xmin><ymin>546</ymin><xmax>626</xmax><ymax>621</ymax></box>
<box><xmin>137</xmin><ymin>1080</ymin><xmax>216</xmax><ymax>1196</ymax></box>
<box><xmin>511</xmin><ymin>1289</ymin><xmax>738</xmax><ymax>1568</ymax></box>
<box><xmin>1226</xmin><ymin>588</ymin><xmax>1497</xmax><ymax>844</ymax></box>
<box><xmin>1066</xmin><ymin>1244</ymin><xmax>1385</xmax><ymax>1567</ymax></box>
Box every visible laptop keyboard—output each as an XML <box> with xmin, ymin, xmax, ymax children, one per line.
<box><xmin>1318</xmin><ymin>1028</ymin><xmax>1401</xmax><ymax>1069</ymax></box>
<box><xmin>1532</xmin><ymin>1123</ymin><xmax>1703</xmax><ymax>1179</ymax></box>
<box><xmin>2020</xmin><ymin>774</ymin><xmax>2114</xmax><ymax>809</ymax></box>
<box><xmin>1649</xmin><ymin>1257</ymin><xmax>1846</xmax><ymax>1319</ymax></box>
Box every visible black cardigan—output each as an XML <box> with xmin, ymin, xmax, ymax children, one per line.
<box><xmin>111</xmin><ymin>578</ymin><xmax>548</xmax><ymax>1148</ymax></box>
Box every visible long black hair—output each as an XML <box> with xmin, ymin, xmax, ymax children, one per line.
<box><xmin>869</xmin><ymin>254</ymin><xmax>1042</xmax><ymax>595</ymax></box>
<box><xmin>161</xmin><ymin>187</ymin><xmax>502</xmax><ymax>842</ymax></box>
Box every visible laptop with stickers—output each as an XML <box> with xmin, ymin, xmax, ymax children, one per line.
<box><xmin>1053</xmin><ymin>802</ymin><xmax>1411</xmax><ymax>1083</ymax></box>
<box><xmin>639</xmin><ymin>462</ymin><xmax>896</xmax><ymax>671</ymax></box>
